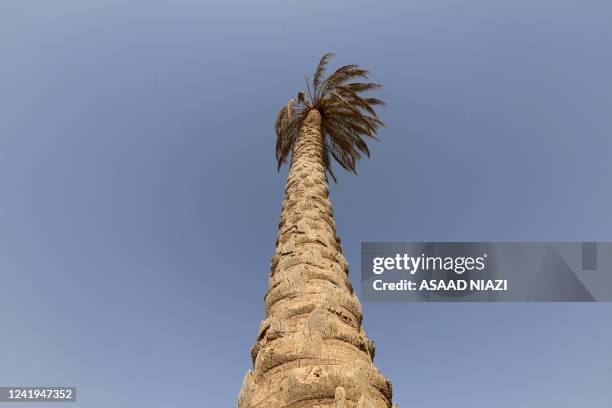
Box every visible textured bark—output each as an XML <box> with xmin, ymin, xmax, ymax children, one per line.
<box><xmin>238</xmin><ymin>110</ymin><xmax>394</xmax><ymax>408</ymax></box>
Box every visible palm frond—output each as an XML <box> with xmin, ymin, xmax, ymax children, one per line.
<box><xmin>313</xmin><ymin>53</ymin><xmax>334</xmax><ymax>95</ymax></box>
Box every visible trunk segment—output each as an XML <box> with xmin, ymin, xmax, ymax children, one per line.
<box><xmin>238</xmin><ymin>110</ymin><xmax>394</xmax><ymax>408</ymax></box>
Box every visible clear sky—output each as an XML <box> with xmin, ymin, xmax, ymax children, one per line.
<box><xmin>1</xmin><ymin>1</ymin><xmax>611</xmax><ymax>407</ymax></box>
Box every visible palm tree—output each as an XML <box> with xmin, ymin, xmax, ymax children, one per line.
<box><xmin>238</xmin><ymin>53</ymin><xmax>394</xmax><ymax>408</ymax></box>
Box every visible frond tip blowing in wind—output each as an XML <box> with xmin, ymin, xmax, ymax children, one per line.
<box><xmin>275</xmin><ymin>53</ymin><xmax>385</xmax><ymax>182</ymax></box>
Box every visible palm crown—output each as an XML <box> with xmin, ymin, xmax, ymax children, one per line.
<box><xmin>275</xmin><ymin>53</ymin><xmax>385</xmax><ymax>182</ymax></box>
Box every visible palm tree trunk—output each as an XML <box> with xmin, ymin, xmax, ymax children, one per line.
<box><xmin>238</xmin><ymin>109</ymin><xmax>393</xmax><ymax>408</ymax></box>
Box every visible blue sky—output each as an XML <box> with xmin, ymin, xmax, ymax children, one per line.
<box><xmin>1</xmin><ymin>1</ymin><xmax>611</xmax><ymax>407</ymax></box>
